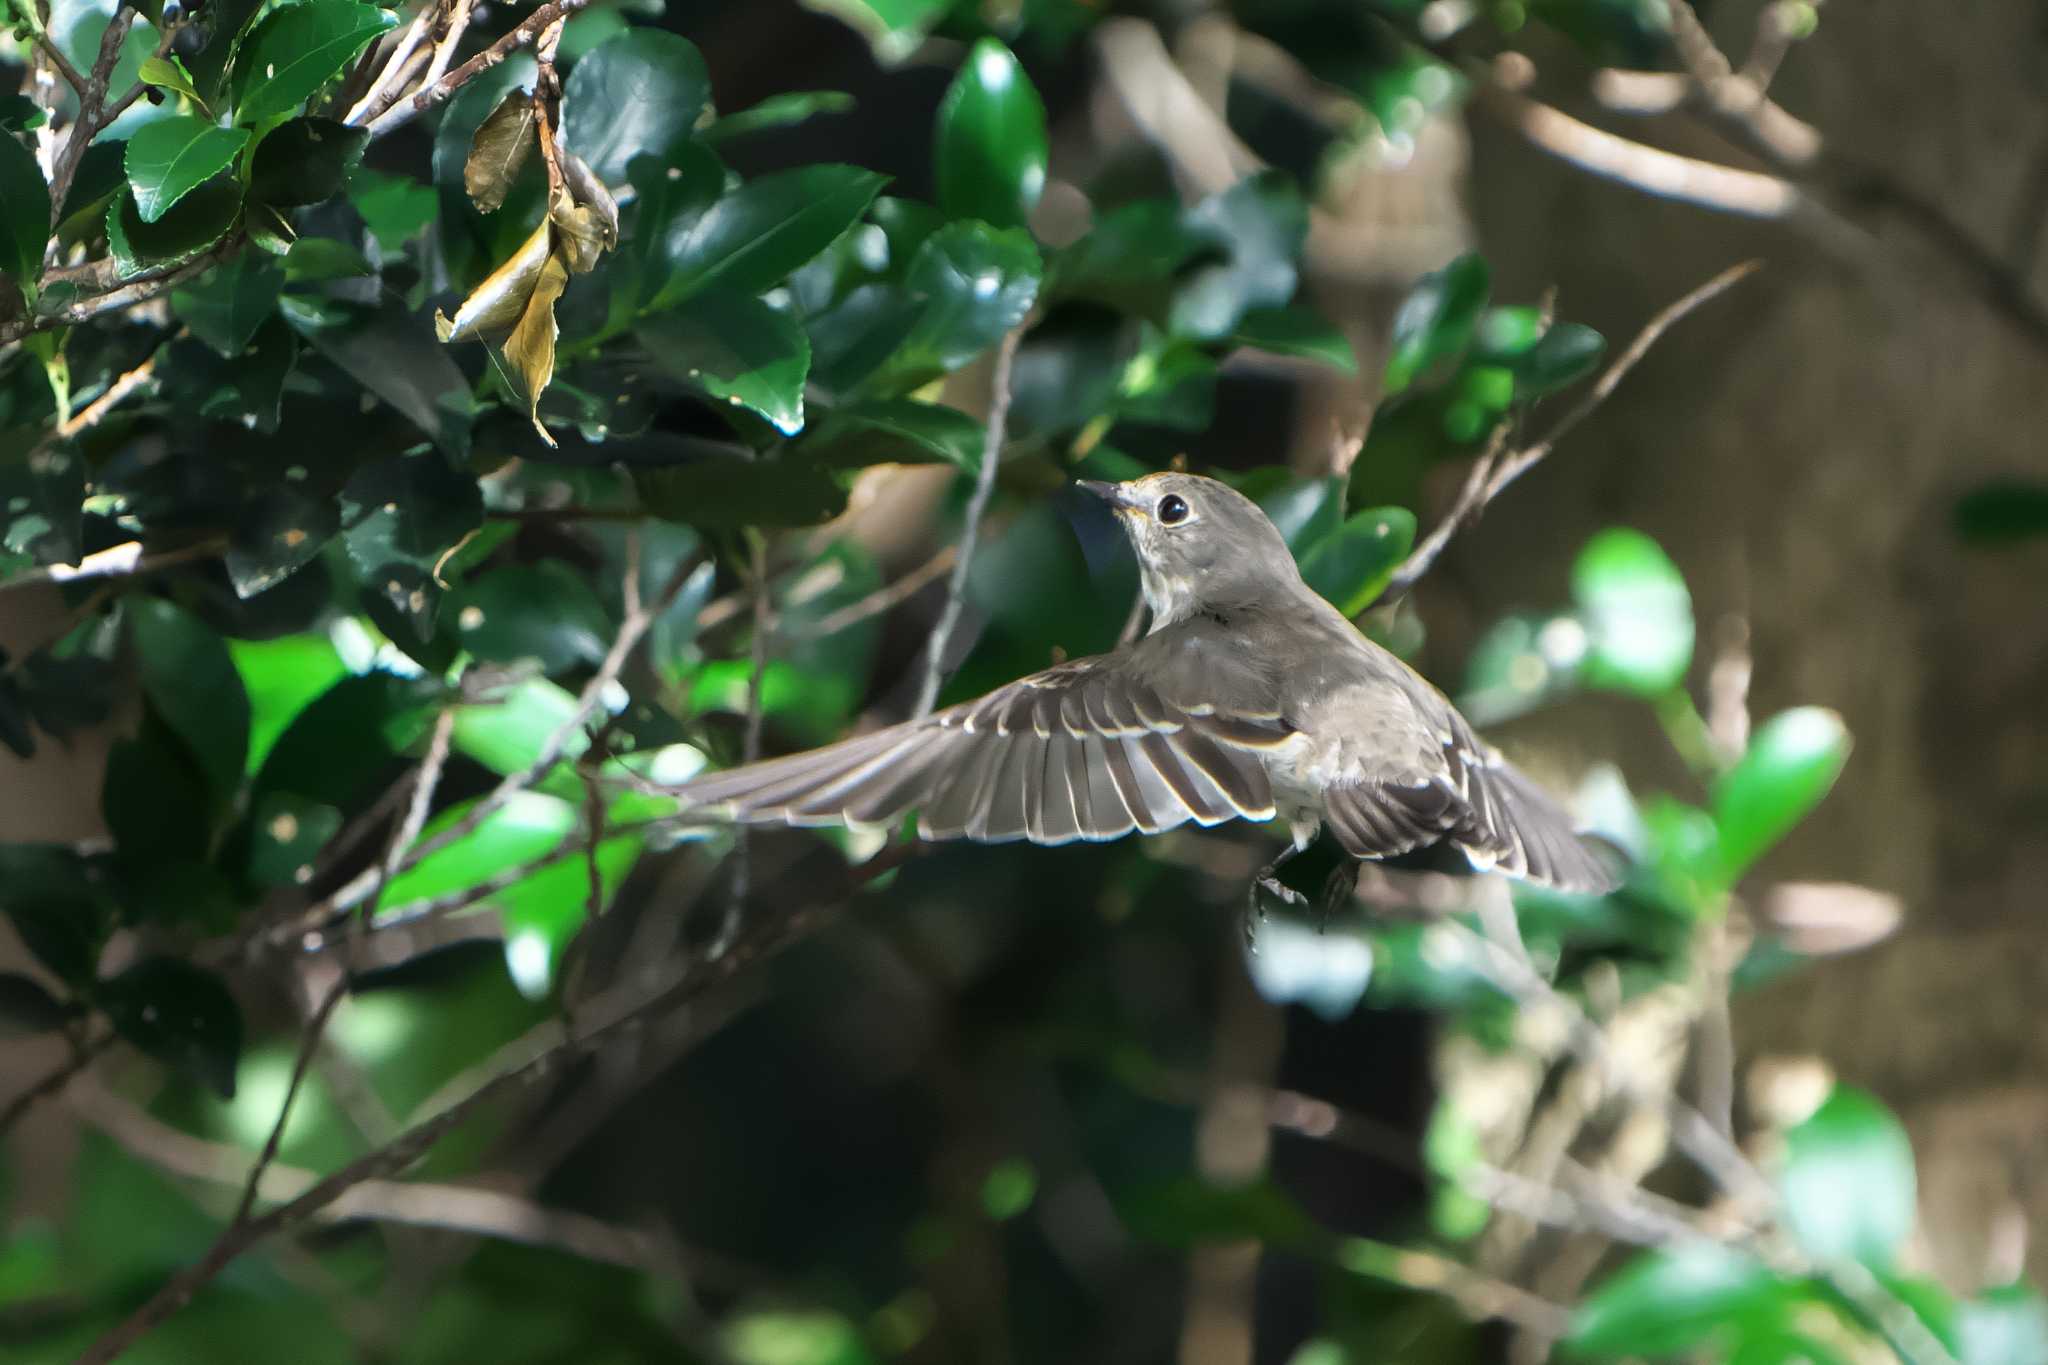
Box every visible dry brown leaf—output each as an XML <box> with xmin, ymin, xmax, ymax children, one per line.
<box><xmin>434</xmin><ymin>215</ymin><xmax>552</xmax><ymax>343</ymax></box>
<box><xmin>558</xmin><ymin>150</ymin><xmax>619</xmax><ymax>247</ymax></box>
<box><xmin>465</xmin><ymin>90</ymin><xmax>538</xmax><ymax>213</ymax></box>
<box><xmin>549</xmin><ymin>196</ymin><xmax>611</xmax><ymax>275</ymax></box>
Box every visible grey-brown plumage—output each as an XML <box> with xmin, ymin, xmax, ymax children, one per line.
<box><xmin>672</xmin><ymin>473</ymin><xmax>1619</xmax><ymax>897</ymax></box>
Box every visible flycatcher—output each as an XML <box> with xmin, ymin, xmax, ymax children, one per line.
<box><xmin>670</xmin><ymin>473</ymin><xmax>1619</xmax><ymax>910</ymax></box>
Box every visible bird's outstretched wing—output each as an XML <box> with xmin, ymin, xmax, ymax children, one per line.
<box><xmin>671</xmin><ymin>654</ymin><xmax>1297</xmax><ymax>845</ymax></box>
<box><xmin>1321</xmin><ymin>713</ymin><xmax>1619</xmax><ymax>894</ymax></box>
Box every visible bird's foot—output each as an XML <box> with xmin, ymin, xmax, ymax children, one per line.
<box><xmin>1243</xmin><ymin>875</ymin><xmax>1308</xmax><ymax>953</ymax></box>
<box><xmin>1315</xmin><ymin>865</ymin><xmax>1357</xmax><ymax>932</ymax></box>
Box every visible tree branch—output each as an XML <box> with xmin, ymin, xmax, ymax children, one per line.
<box><xmin>361</xmin><ymin>0</ymin><xmax>593</xmax><ymax>138</ymax></box>
<box><xmin>1386</xmin><ymin>259</ymin><xmax>1761</xmax><ymax>596</ymax></box>
<box><xmin>915</xmin><ymin>327</ymin><xmax>1023</xmax><ymax>718</ymax></box>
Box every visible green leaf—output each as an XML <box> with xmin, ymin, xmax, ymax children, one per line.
<box><xmin>249</xmin><ymin>116</ymin><xmax>368</xmax><ymax>208</ymax></box>
<box><xmin>1572</xmin><ymin>527</ymin><xmax>1693</xmax><ymax>697</ymax></box>
<box><xmin>559</xmin><ymin>29</ymin><xmax>710</xmax><ymax>186</ymax></box>
<box><xmin>124</xmin><ymin>116</ymin><xmax>249</xmax><ymax>223</ymax></box>
<box><xmin>1241</xmin><ymin>471</ymin><xmax>1343</xmax><ymax>553</ymax></box>
<box><xmin>226</xmin><ymin>483</ymin><xmax>339</xmax><ymax>599</ymax></box>
<box><xmin>376</xmin><ymin>790</ymin><xmax>577</xmax><ymax>912</ymax></box>
<box><xmin>646</xmin><ymin>163</ymin><xmax>889</xmax><ymax>312</ymax></box>
<box><xmin>349</xmin><ymin>167</ymin><xmax>439</xmax><ymax>254</ymax></box>
<box><xmin>451</xmin><ymin>676</ymin><xmax>586</xmax><ymax>778</ymax></box>
<box><xmin>0</xmin><ymin>972</ymin><xmax>72</xmax><ymax>1037</ymax></box>
<box><xmin>283</xmin><ymin>235</ymin><xmax>374</xmax><ymax>282</ymax></box>
<box><xmin>97</xmin><ymin>956</ymin><xmax>243</xmax><ymax>1098</ymax></box>
<box><xmin>158</xmin><ymin>318</ymin><xmax>298</xmax><ymax>432</ymax></box>
<box><xmin>1958</xmin><ymin>1285</ymin><xmax>2048</xmax><ymax>1365</ymax></box>
<box><xmin>614</xmin><ymin>144</ymin><xmax>724</xmax><ymax>321</ymax></box>
<box><xmin>1713</xmin><ymin>705</ymin><xmax>1850</xmax><ymax>883</ymax></box>
<box><xmin>1232</xmin><ymin>305</ymin><xmax>1357</xmax><ymax>372</ymax></box>
<box><xmin>888</xmin><ymin>220</ymin><xmax>1041</xmax><ymax>378</ymax></box>
<box><xmin>1048</xmin><ymin>198</ymin><xmax>1209</xmax><ymax>319</ymax></box>
<box><xmin>1384</xmin><ymin>253</ymin><xmax>1490</xmax><ymax>395</ymax></box>
<box><xmin>1517</xmin><ymin>321</ymin><xmax>1605</xmax><ymax>394</ymax></box>
<box><xmin>804</xmin><ymin>397</ymin><xmax>984</xmax><ymax>472</ymax></box>
<box><xmin>245</xmin><ymin>790</ymin><xmax>343</xmax><ymax>887</ymax></box>
<box><xmin>1569</xmin><ymin>1244</ymin><xmax>1794</xmax><ymax>1358</ymax></box>
<box><xmin>138</xmin><ymin>54</ymin><xmax>207</xmax><ymax>109</ymax></box>
<box><xmin>0</xmin><ymin>119</ymin><xmax>52</xmax><ymax>289</ymax></box>
<box><xmin>252</xmin><ymin>670</ymin><xmax>437</xmax><ymax>810</ymax></box>
<box><xmin>633</xmin><ymin>455</ymin><xmax>849</xmax><ymax>530</ymax></box>
<box><xmin>446</xmin><ymin>561</ymin><xmax>612</xmax><ymax>673</ymax></box>
<box><xmin>934</xmin><ymin>37</ymin><xmax>1048</xmax><ymax>231</ymax></box>
<box><xmin>1953</xmin><ymin>480</ymin><xmax>2048</xmax><ymax>546</ymax></box>
<box><xmin>229</xmin><ymin>632</ymin><xmax>348</xmax><ymax>775</ymax></box>
<box><xmin>1778</xmin><ymin>1085</ymin><xmax>1915</xmax><ymax>1267</ymax></box>
<box><xmin>185</xmin><ymin>0</ymin><xmax>268</xmax><ymax>104</ymax></box>
<box><xmin>639</xmin><ymin>290</ymin><xmax>811</xmax><ymax>435</ymax></box>
<box><xmin>495</xmin><ymin>829</ymin><xmax>642</xmax><ymax>999</ymax></box>
<box><xmin>230</xmin><ymin>0</ymin><xmax>398</xmax><ymax>127</ymax></box>
<box><xmin>797</xmin><ymin>0</ymin><xmax>955</xmax><ymax>64</ymax></box>
<box><xmin>1169</xmin><ymin>172</ymin><xmax>1309</xmax><ymax>341</ymax></box>
<box><xmin>283</xmin><ymin>297</ymin><xmax>473</xmax><ymax>454</ymax></box>
<box><xmin>0</xmin><ymin>94</ymin><xmax>50</xmax><ymax>133</ymax></box>
<box><xmin>171</xmin><ymin>254</ymin><xmax>284</xmax><ymax>358</ymax></box>
<box><xmin>106</xmin><ymin>178</ymin><xmax>241</xmax><ymax>276</ymax></box>
<box><xmin>337</xmin><ymin>447</ymin><xmax>484</xmax><ymax>635</ymax></box>
<box><xmin>701</xmin><ymin>90</ymin><xmax>856</xmax><ymax>144</ymax></box>
<box><xmin>1298</xmin><ymin>507</ymin><xmax>1417</xmax><ymax>616</ymax></box>
<box><xmin>128</xmin><ymin>599</ymin><xmax>251</xmax><ymax>808</ymax></box>
<box><xmin>103</xmin><ymin>727</ymin><xmax>214</xmax><ymax>864</ymax></box>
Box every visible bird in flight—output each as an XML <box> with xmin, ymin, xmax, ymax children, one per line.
<box><xmin>669</xmin><ymin>473</ymin><xmax>1620</xmax><ymax>922</ymax></box>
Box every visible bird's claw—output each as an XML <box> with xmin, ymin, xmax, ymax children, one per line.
<box><xmin>1242</xmin><ymin>874</ymin><xmax>1308</xmax><ymax>953</ymax></box>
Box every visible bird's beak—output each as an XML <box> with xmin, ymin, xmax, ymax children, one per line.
<box><xmin>1077</xmin><ymin>479</ymin><xmax>1139</xmax><ymax>512</ymax></box>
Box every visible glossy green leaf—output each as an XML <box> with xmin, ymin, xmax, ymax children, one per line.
<box><xmin>640</xmin><ymin>290</ymin><xmax>811</xmax><ymax>435</ymax></box>
<box><xmin>1169</xmin><ymin>172</ymin><xmax>1309</xmax><ymax>341</ymax></box>
<box><xmin>1953</xmin><ymin>480</ymin><xmax>2048</xmax><ymax>546</ymax></box>
<box><xmin>1472</xmin><ymin>305</ymin><xmax>1544</xmax><ymax>361</ymax></box>
<box><xmin>160</xmin><ymin>316</ymin><xmax>298</xmax><ymax>432</ymax></box>
<box><xmin>0</xmin><ymin>442</ymin><xmax>86</xmax><ymax>567</ymax></box>
<box><xmin>335</xmin><ymin>448</ymin><xmax>484</xmax><ymax>639</ymax></box>
<box><xmin>128</xmin><ymin>599</ymin><xmax>251</xmax><ymax>808</ymax></box>
<box><xmin>106</xmin><ymin>178</ymin><xmax>241</xmax><ymax>276</ymax></box>
<box><xmin>1241</xmin><ymin>472</ymin><xmax>1343</xmax><ymax>553</ymax></box>
<box><xmin>252</xmin><ymin>670</ymin><xmax>436</xmax><ymax>811</ymax></box>
<box><xmin>138</xmin><ymin>54</ymin><xmax>207</xmax><ymax>108</ymax></box>
<box><xmin>229</xmin><ymin>633</ymin><xmax>348</xmax><ymax>775</ymax></box>
<box><xmin>284</xmin><ymin>298</ymin><xmax>473</xmax><ymax>454</ymax></box>
<box><xmin>283</xmin><ymin>235</ymin><xmax>374</xmax><ymax>282</ymax></box>
<box><xmin>1384</xmin><ymin>253</ymin><xmax>1490</xmax><ymax>395</ymax></box>
<box><xmin>0</xmin><ymin>93</ymin><xmax>49</xmax><ymax>133</ymax></box>
<box><xmin>701</xmin><ymin>90</ymin><xmax>856</xmax><ymax>143</ymax></box>
<box><xmin>98</xmin><ymin>956</ymin><xmax>243</xmax><ymax>1098</ymax></box>
<box><xmin>0</xmin><ymin>972</ymin><xmax>72</xmax><ymax>1037</ymax></box>
<box><xmin>888</xmin><ymin>220</ymin><xmax>1041</xmax><ymax>378</ymax></box>
<box><xmin>349</xmin><ymin>168</ymin><xmax>438</xmax><ymax>254</ymax></box>
<box><xmin>250</xmin><ymin>116</ymin><xmax>368</xmax><ymax>208</ymax></box>
<box><xmin>447</xmin><ymin>562</ymin><xmax>612</xmax><ymax>673</ymax></box>
<box><xmin>804</xmin><ymin>397</ymin><xmax>984</xmax><ymax>472</ymax></box>
<box><xmin>230</xmin><ymin>0</ymin><xmax>397</xmax><ymax>127</ymax></box>
<box><xmin>1779</xmin><ymin>1085</ymin><xmax>1915</xmax><ymax>1267</ymax></box>
<box><xmin>245</xmin><ymin>790</ymin><xmax>343</xmax><ymax>887</ymax></box>
<box><xmin>1569</xmin><ymin>1244</ymin><xmax>1794</xmax><ymax>1357</ymax></box>
<box><xmin>1299</xmin><ymin>507</ymin><xmax>1417</xmax><ymax>616</ymax></box>
<box><xmin>125</xmin><ymin>116</ymin><xmax>249</xmax><ymax>223</ymax></box>
<box><xmin>1518</xmin><ymin>320</ymin><xmax>1606</xmax><ymax>394</ymax></box>
<box><xmin>1573</xmin><ymin>527</ymin><xmax>1693</xmax><ymax>697</ymax></box>
<box><xmin>1232</xmin><ymin>305</ymin><xmax>1357</xmax><ymax>372</ymax></box>
<box><xmin>633</xmin><ymin>455</ymin><xmax>849</xmax><ymax>530</ymax></box>
<box><xmin>646</xmin><ymin>164</ymin><xmax>889</xmax><ymax>312</ymax></box>
<box><xmin>1048</xmin><ymin>198</ymin><xmax>1209</xmax><ymax>319</ymax></box>
<box><xmin>1713</xmin><ymin>706</ymin><xmax>1850</xmax><ymax>883</ymax></box>
<box><xmin>0</xmin><ymin>125</ymin><xmax>51</xmax><ymax>291</ymax></box>
<box><xmin>935</xmin><ymin>38</ymin><xmax>1048</xmax><ymax>231</ymax></box>
<box><xmin>560</xmin><ymin>29</ymin><xmax>710</xmax><ymax>186</ymax></box>
<box><xmin>226</xmin><ymin>483</ymin><xmax>340</xmax><ymax>599</ymax></box>
<box><xmin>171</xmin><ymin>254</ymin><xmax>284</xmax><ymax>358</ymax></box>
<box><xmin>184</xmin><ymin>0</ymin><xmax>267</xmax><ymax>102</ymax></box>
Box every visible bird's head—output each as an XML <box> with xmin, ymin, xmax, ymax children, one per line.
<box><xmin>1078</xmin><ymin>472</ymin><xmax>1303</xmax><ymax>627</ymax></box>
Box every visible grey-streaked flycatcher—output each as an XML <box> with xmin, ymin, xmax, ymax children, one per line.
<box><xmin>670</xmin><ymin>473</ymin><xmax>1620</xmax><ymax>911</ymax></box>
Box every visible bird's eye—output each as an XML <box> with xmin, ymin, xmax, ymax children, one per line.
<box><xmin>1157</xmin><ymin>494</ymin><xmax>1190</xmax><ymax>525</ymax></box>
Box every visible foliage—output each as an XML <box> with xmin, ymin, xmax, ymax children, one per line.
<box><xmin>0</xmin><ymin>0</ymin><xmax>2033</xmax><ymax>1362</ymax></box>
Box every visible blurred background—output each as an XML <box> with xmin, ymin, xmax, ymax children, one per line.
<box><xmin>3</xmin><ymin>0</ymin><xmax>2047</xmax><ymax>1361</ymax></box>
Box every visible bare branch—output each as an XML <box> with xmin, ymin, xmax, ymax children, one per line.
<box><xmin>1387</xmin><ymin>260</ymin><xmax>1761</xmax><ymax>595</ymax></box>
<box><xmin>363</xmin><ymin>0</ymin><xmax>595</xmax><ymax>138</ymax></box>
<box><xmin>0</xmin><ymin>1030</ymin><xmax>113</xmax><ymax>1138</ymax></box>
<box><xmin>915</xmin><ymin>327</ymin><xmax>1023</xmax><ymax>718</ymax></box>
<box><xmin>0</xmin><ymin>535</ymin><xmax>228</xmax><ymax>596</ymax></box>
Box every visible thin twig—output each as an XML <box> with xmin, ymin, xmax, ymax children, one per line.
<box><xmin>47</xmin><ymin>6</ymin><xmax>136</xmax><ymax>223</ymax></box>
<box><xmin>0</xmin><ymin>536</ymin><xmax>228</xmax><ymax>595</ymax></box>
<box><xmin>0</xmin><ymin>1030</ymin><xmax>114</xmax><ymax>1138</ymax></box>
<box><xmin>716</xmin><ymin>534</ymin><xmax>771</xmax><ymax>957</ymax></box>
<box><xmin>915</xmin><ymin>327</ymin><xmax>1023</xmax><ymax>717</ymax></box>
<box><xmin>414</xmin><ymin>0</ymin><xmax>478</xmax><ymax>97</ymax></box>
<box><xmin>69</xmin><ymin>880</ymin><xmax>853</xmax><ymax>1365</ymax></box>
<box><xmin>342</xmin><ymin>0</ymin><xmax>437</xmax><ymax>125</ymax></box>
<box><xmin>363</xmin><ymin>0</ymin><xmax>595</xmax><ymax>138</ymax></box>
<box><xmin>1386</xmin><ymin>260</ymin><xmax>1760</xmax><ymax>596</ymax></box>
<box><xmin>531</xmin><ymin>15</ymin><xmax>568</xmax><ymax>203</ymax></box>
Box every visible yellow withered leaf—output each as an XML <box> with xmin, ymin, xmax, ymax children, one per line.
<box><xmin>465</xmin><ymin>91</ymin><xmax>537</xmax><ymax>213</ymax></box>
<box><xmin>434</xmin><ymin>214</ymin><xmax>552</xmax><ymax>343</ymax></box>
<box><xmin>558</xmin><ymin>151</ymin><xmax>619</xmax><ymax>248</ymax></box>
<box><xmin>504</xmin><ymin>251</ymin><xmax>570</xmax><ymax>446</ymax></box>
<box><xmin>550</xmin><ymin>196</ymin><xmax>611</xmax><ymax>275</ymax></box>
